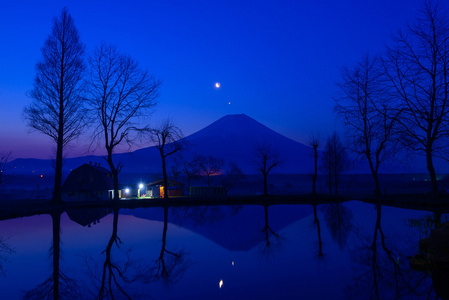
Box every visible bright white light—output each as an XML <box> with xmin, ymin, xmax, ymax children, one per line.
<box><xmin>125</xmin><ymin>188</ymin><xmax>130</xmax><ymax>194</ymax></box>
<box><xmin>231</xmin><ymin>261</ymin><xmax>234</xmax><ymax>266</ymax></box>
<box><xmin>219</xmin><ymin>279</ymin><xmax>223</xmax><ymax>288</ymax></box>
<box><xmin>215</xmin><ymin>82</ymin><xmax>220</xmax><ymax>88</ymax></box>
<box><xmin>139</xmin><ymin>183</ymin><xmax>144</xmax><ymax>189</ymax></box>
<box><xmin>228</xmin><ymin>102</ymin><xmax>231</xmax><ymax>105</ymax></box>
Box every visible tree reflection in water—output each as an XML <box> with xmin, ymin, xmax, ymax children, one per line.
<box><xmin>25</xmin><ymin>211</ymin><xmax>80</xmax><ymax>300</ymax></box>
<box><xmin>143</xmin><ymin>207</ymin><xmax>189</xmax><ymax>285</ymax></box>
<box><xmin>312</xmin><ymin>204</ymin><xmax>323</xmax><ymax>258</ymax></box>
<box><xmin>260</xmin><ymin>205</ymin><xmax>283</xmax><ymax>257</ymax></box>
<box><xmin>322</xmin><ymin>203</ymin><xmax>353</xmax><ymax>249</ymax></box>
<box><xmin>171</xmin><ymin>205</ymin><xmax>226</xmax><ymax>227</ymax></box>
<box><xmin>0</xmin><ymin>236</ymin><xmax>13</xmax><ymax>277</ymax></box>
<box><xmin>84</xmin><ymin>209</ymin><xmax>139</xmax><ymax>299</ymax></box>
<box><xmin>347</xmin><ymin>204</ymin><xmax>430</xmax><ymax>299</ymax></box>
<box><xmin>409</xmin><ymin>212</ymin><xmax>449</xmax><ymax>299</ymax></box>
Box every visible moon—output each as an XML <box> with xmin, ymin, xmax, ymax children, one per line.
<box><xmin>215</xmin><ymin>82</ymin><xmax>220</xmax><ymax>88</ymax></box>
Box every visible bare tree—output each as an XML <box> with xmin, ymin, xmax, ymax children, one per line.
<box><xmin>336</xmin><ymin>55</ymin><xmax>398</xmax><ymax>196</ymax></box>
<box><xmin>0</xmin><ymin>152</ymin><xmax>12</xmax><ymax>189</ymax></box>
<box><xmin>197</xmin><ymin>155</ymin><xmax>224</xmax><ymax>187</ymax></box>
<box><xmin>321</xmin><ymin>132</ymin><xmax>351</xmax><ymax>195</ymax></box>
<box><xmin>308</xmin><ymin>135</ymin><xmax>320</xmax><ymax>195</ymax></box>
<box><xmin>85</xmin><ymin>44</ymin><xmax>160</xmax><ymax>200</ymax></box>
<box><xmin>221</xmin><ymin>162</ymin><xmax>245</xmax><ymax>195</ymax></box>
<box><xmin>182</xmin><ymin>157</ymin><xmax>201</xmax><ymax>192</ymax></box>
<box><xmin>150</xmin><ymin>120</ymin><xmax>185</xmax><ymax>199</ymax></box>
<box><xmin>23</xmin><ymin>8</ymin><xmax>85</xmax><ymax>203</ymax></box>
<box><xmin>384</xmin><ymin>1</ymin><xmax>449</xmax><ymax>196</ymax></box>
<box><xmin>253</xmin><ymin>141</ymin><xmax>281</xmax><ymax>196</ymax></box>
<box><xmin>170</xmin><ymin>153</ymin><xmax>183</xmax><ymax>187</ymax></box>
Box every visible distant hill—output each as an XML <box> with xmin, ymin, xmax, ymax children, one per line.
<box><xmin>10</xmin><ymin>114</ymin><xmax>314</xmax><ymax>175</ymax></box>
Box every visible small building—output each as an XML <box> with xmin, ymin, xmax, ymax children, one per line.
<box><xmin>62</xmin><ymin>163</ymin><xmax>115</xmax><ymax>202</ymax></box>
<box><xmin>146</xmin><ymin>179</ymin><xmax>184</xmax><ymax>198</ymax></box>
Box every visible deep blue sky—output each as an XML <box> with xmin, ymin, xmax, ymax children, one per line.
<box><xmin>0</xmin><ymin>0</ymin><xmax>429</xmax><ymax>158</ymax></box>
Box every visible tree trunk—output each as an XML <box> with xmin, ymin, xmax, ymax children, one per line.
<box><xmin>161</xmin><ymin>150</ymin><xmax>168</xmax><ymax>199</ymax></box>
<box><xmin>53</xmin><ymin>98</ymin><xmax>64</xmax><ymax>203</ymax></box>
<box><xmin>372</xmin><ymin>172</ymin><xmax>381</xmax><ymax>197</ymax></box>
<box><xmin>52</xmin><ymin>212</ymin><xmax>61</xmax><ymax>300</ymax></box>
<box><xmin>312</xmin><ymin>146</ymin><xmax>318</xmax><ymax>194</ymax></box>
<box><xmin>334</xmin><ymin>169</ymin><xmax>338</xmax><ymax>195</ymax></box>
<box><xmin>53</xmin><ymin>141</ymin><xmax>63</xmax><ymax>203</ymax></box>
<box><xmin>263</xmin><ymin>172</ymin><xmax>268</xmax><ymax>195</ymax></box>
<box><xmin>107</xmin><ymin>151</ymin><xmax>120</xmax><ymax>201</ymax></box>
<box><xmin>426</xmin><ymin>150</ymin><xmax>439</xmax><ymax>197</ymax></box>
<box><xmin>367</xmin><ymin>154</ymin><xmax>381</xmax><ymax>196</ymax></box>
<box><xmin>53</xmin><ymin>47</ymin><xmax>65</xmax><ymax>204</ymax></box>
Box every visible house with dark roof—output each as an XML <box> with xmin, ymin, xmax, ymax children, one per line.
<box><xmin>62</xmin><ymin>163</ymin><xmax>115</xmax><ymax>202</ymax></box>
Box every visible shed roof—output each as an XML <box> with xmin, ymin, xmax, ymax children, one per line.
<box><xmin>147</xmin><ymin>179</ymin><xmax>183</xmax><ymax>187</ymax></box>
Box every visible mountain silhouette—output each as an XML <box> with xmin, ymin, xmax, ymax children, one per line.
<box><xmin>11</xmin><ymin>114</ymin><xmax>313</xmax><ymax>175</ymax></box>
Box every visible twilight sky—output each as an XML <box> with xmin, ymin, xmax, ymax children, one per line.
<box><xmin>0</xmin><ymin>0</ymin><xmax>429</xmax><ymax>159</ymax></box>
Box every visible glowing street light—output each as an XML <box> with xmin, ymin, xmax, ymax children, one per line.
<box><xmin>138</xmin><ymin>183</ymin><xmax>144</xmax><ymax>198</ymax></box>
<box><xmin>219</xmin><ymin>279</ymin><xmax>223</xmax><ymax>289</ymax></box>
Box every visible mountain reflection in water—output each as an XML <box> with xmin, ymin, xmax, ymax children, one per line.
<box><xmin>0</xmin><ymin>201</ymin><xmax>443</xmax><ymax>299</ymax></box>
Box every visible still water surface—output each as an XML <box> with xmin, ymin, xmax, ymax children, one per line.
<box><xmin>0</xmin><ymin>201</ymin><xmax>442</xmax><ymax>299</ymax></box>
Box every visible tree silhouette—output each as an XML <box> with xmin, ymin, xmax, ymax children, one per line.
<box><xmin>0</xmin><ymin>151</ymin><xmax>12</xmax><ymax>190</ymax></box>
<box><xmin>150</xmin><ymin>120</ymin><xmax>185</xmax><ymax>199</ymax></box>
<box><xmin>335</xmin><ymin>54</ymin><xmax>398</xmax><ymax>196</ymax></box>
<box><xmin>384</xmin><ymin>1</ymin><xmax>449</xmax><ymax>196</ymax></box>
<box><xmin>23</xmin><ymin>8</ymin><xmax>86</xmax><ymax>203</ymax></box>
<box><xmin>182</xmin><ymin>156</ymin><xmax>201</xmax><ymax>192</ymax></box>
<box><xmin>221</xmin><ymin>162</ymin><xmax>245</xmax><ymax>195</ymax></box>
<box><xmin>308</xmin><ymin>135</ymin><xmax>320</xmax><ymax>195</ymax></box>
<box><xmin>85</xmin><ymin>44</ymin><xmax>160</xmax><ymax>200</ymax></box>
<box><xmin>253</xmin><ymin>141</ymin><xmax>281</xmax><ymax>196</ymax></box>
<box><xmin>321</xmin><ymin>132</ymin><xmax>351</xmax><ymax>195</ymax></box>
<box><xmin>197</xmin><ymin>155</ymin><xmax>224</xmax><ymax>188</ymax></box>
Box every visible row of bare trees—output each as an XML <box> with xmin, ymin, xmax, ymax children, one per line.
<box><xmin>23</xmin><ymin>8</ymin><xmax>160</xmax><ymax>202</ymax></box>
<box><xmin>334</xmin><ymin>1</ymin><xmax>449</xmax><ymax>197</ymax></box>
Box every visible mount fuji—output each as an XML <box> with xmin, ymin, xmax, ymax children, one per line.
<box><xmin>11</xmin><ymin>114</ymin><xmax>314</xmax><ymax>175</ymax></box>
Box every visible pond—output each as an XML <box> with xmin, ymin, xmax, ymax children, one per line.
<box><xmin>0</xmin><ymin>201</ymin><xmax>444</xmax><ymax>299</ymax></box>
